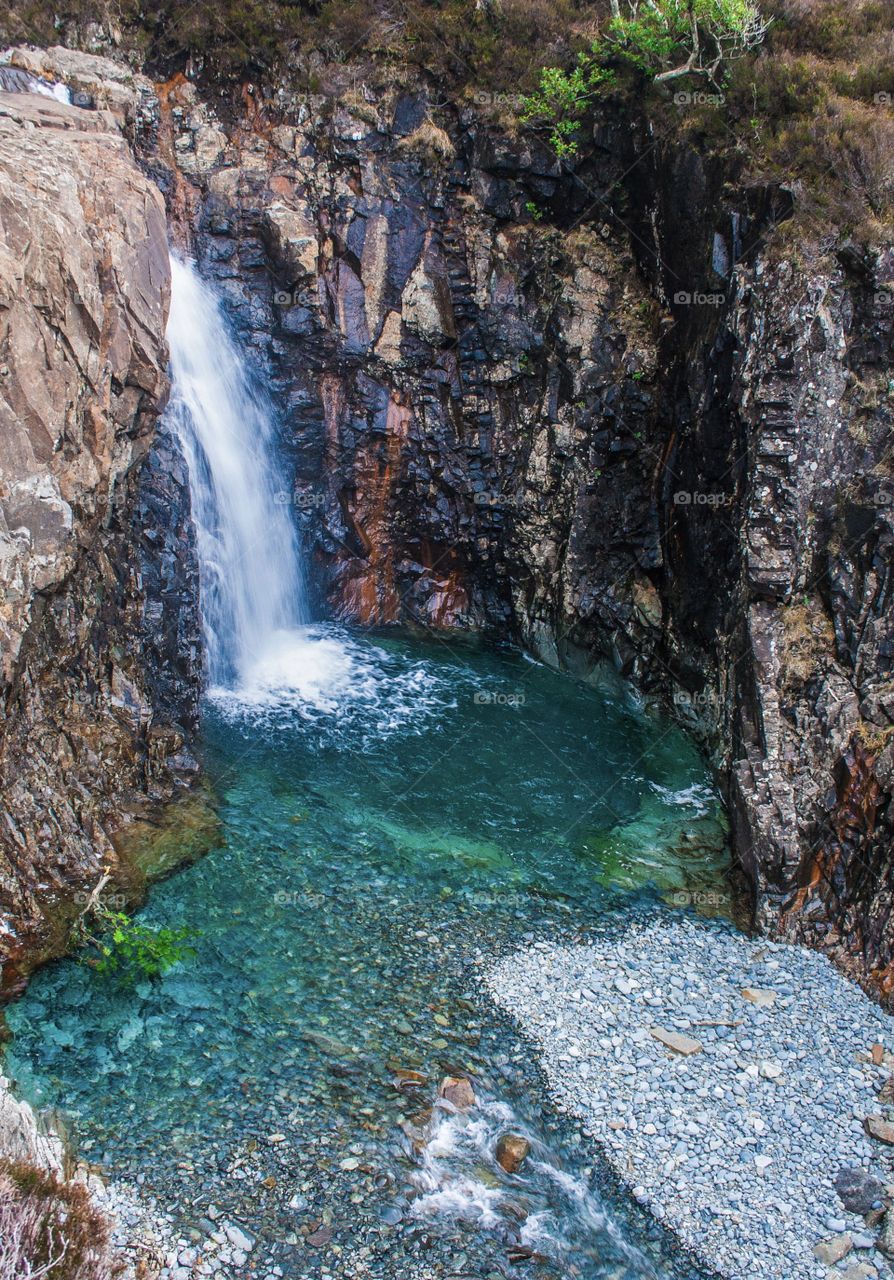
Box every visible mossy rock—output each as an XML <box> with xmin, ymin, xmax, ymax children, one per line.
<box><xmin>111</xmin><ymin>781</ymin><xmax>222</xmax><ymax>885</ymax></box>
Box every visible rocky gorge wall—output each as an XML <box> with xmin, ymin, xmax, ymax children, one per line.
<box><xmin>0</xmin><ymin>61</ymin><xmax>202</xmax><ymax>998</ymax></box>
<box><xmin>0</xmin><ymin>45</ymin><xmax>892</xmax><ymax>1004</ymax></box>
<box><xmin>147</xmin><ymin>71</ymin><xmax>894</xmax><ymax>996</ymax></box>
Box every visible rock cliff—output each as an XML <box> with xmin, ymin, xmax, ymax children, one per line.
<box><xmin>0</xmin><ymin>81</ymin><xmax>200</xmax><ymax>996</ymax></box>
<box><xmin>0</xmin><ymin>46</ymin><xmax>891</xmax><ymax>1002</ymax></box>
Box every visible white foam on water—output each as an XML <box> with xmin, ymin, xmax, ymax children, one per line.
<box><xmin>212</xmin><ymin>627</ymin><xmax>356</xmax><ymax>712</ymax></box>
<box><xmin>206</xmin><ymin>623</ymin><xmax>474</xmax><ymax>743</ymax></box>
<box><xmin>410</xmin><ymin>1178</ymin><xmax>506</xmax><ymax>1229</ymax></box>
<box><xmin>409</xmin><ymin>1100</ymin><xmax>514</xmax><ymax>1228</ymax></box>
<box><xmin>649</xmin><ymin>779</ymin><xmax>715</xmax><ymax>815</ymax></box>
<box><xmin>407</xmin><ymin>1092</ymin><xmax>659</xmax><ymax>1276</ymax></box>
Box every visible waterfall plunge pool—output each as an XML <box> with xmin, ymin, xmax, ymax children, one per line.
<box><xmin>5</xmin><ymin>623</ymin><xmax>727</xmax><ymax>1280</ymax></box>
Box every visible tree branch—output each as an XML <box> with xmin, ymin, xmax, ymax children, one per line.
<box><xmin>654</xmin><ymin>2</ymin><xmax>700</xmax><ymax>82</ymax></box>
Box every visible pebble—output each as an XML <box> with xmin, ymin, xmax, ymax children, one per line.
<box><xmin>650</xmin><ymin>1027</ymin><xmax>703</xmax><ymax>1056</ymax></box>
<box><xmin>222</xmin><ymin>1223</ymin><xmax>254</xmax><ymax>1253</ymax></box>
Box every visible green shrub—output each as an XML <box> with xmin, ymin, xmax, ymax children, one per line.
<box><xmin>521</xmin><ymin>56</ymin><xmax>617</xmax><ymax>157</ymax></box>
<box><xmin>72</xmin><ymin>900</ymin><xmax>193</xmax><ymax>984</ymax></box>
<box><xmin>521</xmin><ymin>0</ymin><xmax>770</xmax><ymax>154</ymax></box>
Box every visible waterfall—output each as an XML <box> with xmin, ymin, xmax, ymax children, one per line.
<box><xmin>165</xmin><ymin>256</ymin><xmax>306</xmax><ymax>690</ymax></box>
<box><xmin>0</xmin><ymin>66</ymin><xmax>71</xmax><ymax>101</ymax></box>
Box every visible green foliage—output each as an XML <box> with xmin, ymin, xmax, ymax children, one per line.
<box><xmin>524</xmin><ymin>199</ymin><xmax>545</xmax><ymax>222</ymax></box>
<box><xmin>521</xmin><ymin>54</ymin><xmax>616</xmax><ymax>157</ymax></box>
<box><xmin>606</xmin><ymin>5</ymin><xmax>688</xmax><ymax>75</ymax></box>
<box><xmin>521</xmin><ymin>0</ymin><xmax>769</xmax><ymax>155</ymax></box>
<box><xmin>73</xmin><ymin>901</ymin><xmax>193</xmax><ymax>984</ymax></box>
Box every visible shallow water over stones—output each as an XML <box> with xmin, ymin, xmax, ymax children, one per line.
<box><xmin>5</xmin><ymin>627</ymin><xmax>727</xmax><ymax>1279</ymax></box>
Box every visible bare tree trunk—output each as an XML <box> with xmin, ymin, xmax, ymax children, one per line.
<box><xmin>77</xmin><ymin>871</ymin><xmax>111</xmax><ymax>922</ymax></box>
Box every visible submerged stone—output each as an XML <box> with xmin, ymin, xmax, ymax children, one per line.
<box><xmin>438</xmin><ymin>1076</ymin><xmax>476</xmax><ymax>1110</ymax></box>
<box><xmin>495</xmin><ymin>1133</ymin><xmax>530</xmax><ymax>1173</ymax></box>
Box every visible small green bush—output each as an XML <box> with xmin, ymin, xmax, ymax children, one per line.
<box><xmin>521</xmin><ymin>57</ymin><xmax>617</xmax><ymax>157</ymax></box>
<box><xmin>72</xmin><ymin>901</ymin><xmax>193</xmax><ymax>984</ymax></box>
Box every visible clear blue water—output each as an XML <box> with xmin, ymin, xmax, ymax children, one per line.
<box><xmin>5</xmin><ymin>627</ymin><xmax>726</xmax><ymax>1279</ymax></box>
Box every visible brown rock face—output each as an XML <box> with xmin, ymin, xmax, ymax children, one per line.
<box><xmin>149</xmin><ymin>76</ymin><xmax>661</xmax><ymax>652</ymax></box>
<box><xmin>0</xmin><ymin>92</ymin><xmax>168</xmax><ymax>676</ymax></box>
<box><xmin>0</xmin><ymin>88</ymin><xmax>195</xmax><ymax>994</ymax></box>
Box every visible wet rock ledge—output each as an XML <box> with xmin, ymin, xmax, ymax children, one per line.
<box><xmin>485</xmin><ymin>917</ymin><xmax>894</xmax><ymax>1280</ymax></box>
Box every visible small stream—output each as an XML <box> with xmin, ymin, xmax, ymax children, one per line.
<box><xmin>4</xmin><ymin>258</ymin><xmax>729</xmax><ymax>1279</ymax></box>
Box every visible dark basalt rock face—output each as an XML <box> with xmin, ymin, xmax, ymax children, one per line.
<box><xmin>136</xmin><ymin>420</ymin><xmax>202</xmax><ymax>735</ymax></box>
<box><xmin>151</xmin><ymin>77</ymin><xmax>894</xmax><ymax>997</ymax></box>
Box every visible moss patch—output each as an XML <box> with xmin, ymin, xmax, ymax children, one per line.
<box><xmin>111</xmin><ymin>782</ymin><xmax>222</xmax><ymax>885</ymax></box>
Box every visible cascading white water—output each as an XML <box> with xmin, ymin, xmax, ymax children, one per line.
<box><xmin>165</xmin><ymin>255</ymin><xmax>456</xmax><ymax>722</ymax></box>
<box><xmin>165</xmin><ymin>256</ymin><xmax>306</xmax><ymax>690</ymax></box>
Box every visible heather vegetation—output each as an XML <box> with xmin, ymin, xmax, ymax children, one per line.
<box><xmin>729</xmin><ymin>0</ymin><xmax>894</xmax><ymax>236</ymax></box>
<box><xmin>0</xmin><ymin>0</ymin><xmax>600</xmax><ymax>90</ymax></box>
<box><xmin>0</xmin><ymin>1160</ymin><xmax>118</xmax><ymax>1280</ymax></box>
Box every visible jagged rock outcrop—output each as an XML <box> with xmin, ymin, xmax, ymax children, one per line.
<box><xmin>724</xmin><ymin>248</ymin><xmax>894</xmax><ymax>989</ymax></box>
<box><xmin>0</xmin><ymin>86</ymin><xmax>200</xmax><ymax>996</ymax></box>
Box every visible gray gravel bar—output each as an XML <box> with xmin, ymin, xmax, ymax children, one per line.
<box><xmin>484</xmin><ymin>915</ymin><xmax>894</xmax><ymax>1280</ymax></box>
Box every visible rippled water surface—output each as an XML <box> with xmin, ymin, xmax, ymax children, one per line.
<box><xmin>6</xmin><ymin>627</ymin><xmax>727</xmax><ymax>1279</ymax></box>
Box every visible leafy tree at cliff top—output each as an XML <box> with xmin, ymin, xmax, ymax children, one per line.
<box><xmin>523</xmin><ymin>0</ymin><xmax>771</xmax><ymax>155</ymax></box>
